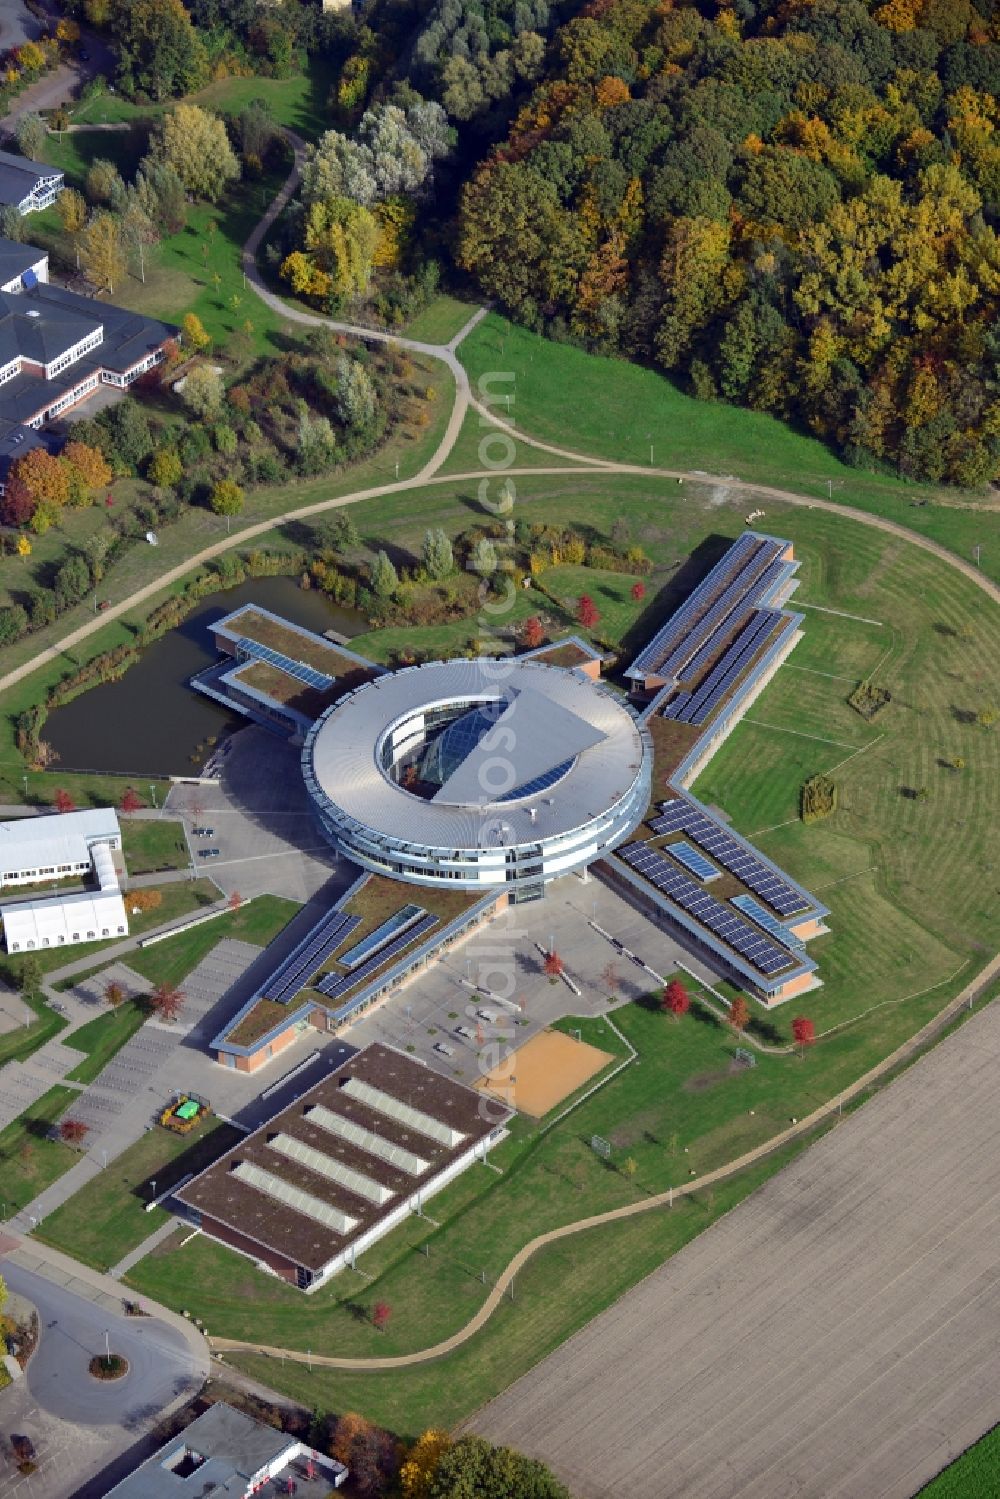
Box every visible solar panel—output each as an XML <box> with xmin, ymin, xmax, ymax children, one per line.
<box><xmin>263</xmin><ymin>910</ymin><xmax>361</xmax><ymax>1003</ymax></box>
<box><xmin>235</xmin><ymin>636</ymin><xmax>334</xmax><ymax>691</ymax></box>
<box><xmin>268</xmin><ymin>1131</ymin><xmax>393</xmax><ymax>1206</ymax></box>
<box><xmin>630</xmin><ymin>533</ymin><xmax>761</xmax><ymax>677</ymax></box>
<box><xmin>619</xmin><ymin>842</ymin><xmax>795</xmax><ymax>976</ymax></box>
<box><xmin>306</xmin><ymin>1104</ymin><xmax>430</xmax><ymax>1175</ymax></box>
<box><xmin>339</xmin><ymin>904</ymin><xmax>426</xmax><ymax>969</ymax></box>
<box><xmin>231</xmin><ymin>1160</ymin><xmax>358</xmax><ymax>1235</ymax></box>
<box><xmin>655</xmin><ymin>543</ymin><xmax>781</xmax><ymax>682</ymax></box>
<box><xmin>732</xmin><ymin>894</ymin><xmax>805</xmax><ymax>948</ymax></box>
<box><xmin>678</xmin><ymin>611</ymin><xmax>781</xmax><ymax>726</ymax></box>
<box><xmin>338</xmin><ymin>1076</ymin><xmax>466</xmax><ymax>1147</ymax></box>
<box><xmin>665</xmin><ymin>840</ymin><xmax>719</xmax><ymax>882</ymax></box>
<box><xmin>649</xmin><ymin>800</ymin><xmax>810</xmax><ymax>916</ymax></box>
<box><xmin>317</xmin><ymin>914</ymin><xmax>439</xmax><ymax>1003</ymax></box>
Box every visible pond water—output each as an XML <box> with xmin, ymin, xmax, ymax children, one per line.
<box><xmin>46</xmin><ymin>576</ymin><xmax>368</xmax><ymax>778</ymax></box>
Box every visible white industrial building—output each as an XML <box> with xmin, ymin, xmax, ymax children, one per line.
<box><xmin>0</xmin><ymin>807</ymin><xmax>128</xmax><ymax>954</ymax></box>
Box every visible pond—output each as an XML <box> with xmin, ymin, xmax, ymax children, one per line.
<box><xmin>46</xmin><ymin>576</ymin><xmax>367</xmax><ymax>778</ymax></box>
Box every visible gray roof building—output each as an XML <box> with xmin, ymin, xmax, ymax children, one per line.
<box><xmin>0</xmin><ymin>235</ymin><xmax>47</xmax><ymax>293</ymax></box>
<box><xmin>0</xmin><ymin>148</ymin><xmax>63</xmax><ymax>214</ymax></box>
<box><xmin>103</xmin><ymin>1402</ymin><xmax>347</xmax><ymax>1499</ymax></box>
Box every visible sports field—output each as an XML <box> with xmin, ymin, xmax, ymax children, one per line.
<box><xmin>475</xmin><ymin>1029</ymin><xmax>614</xmax><ymax>1118</ymax></box>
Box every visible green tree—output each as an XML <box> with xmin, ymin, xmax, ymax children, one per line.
<box><xmin>155</xmin><ymin>104</ymin><xmax>239</xmax><ymax>201</ymax></box>
<box><xmin>210</xmin><ymin>479</ymin><xmax>244</xmax><ymax>517</ymax></box>
<box><xmin>0</xmin><ymin>604</ymin><xmax>29</xmax><ymax>646</ymax></box>
<box><xmin>318</xmin><ymin>512</ymin><xmax>359</xmax><ymax>552</ymax></box>
<box><xmin>180</xmin><ymin>364</ymin><xmax>224</xmax><ymax>418</ymax></box>
<box><xmin>422</xmin><ymin>528</ymin><xmax>454</xmax><ymax>580</ymax></box>
<box><xmin>335</xmin><ymin>354</ymin><xmax>378</xmax><ymax>429</ymax></box>
<box><xmin>470</xmin><ymin>537</ymin><xmax>498</xmax><ymax>575</ymax></box>
<box><xmin>370</xmin><ymin>549</ymin><xmax>398</xmax><ymax>598</ymax></box>
<box><xmin>85</xmin><ymin>157</ymin><xmax>124</xmax><ymax>206</ymax></box>
<box><xmin>15</xmin><ymin>112</ymin><xmax>47</xmax><ymax>161</ymax></box>
<box><xmin>113</xmin><ymin>0</ymin><xmax>208</xmax><ymax>100</ymax></box>
<box><xmin>148</xmin><ymin>448</ymin><xmax>183</xmax><ymax>487</ymax></box>
<box><xmin>426</xmin><ymin>1436</ymin><xmax>570</xmax><ymax>1499</ymax></box>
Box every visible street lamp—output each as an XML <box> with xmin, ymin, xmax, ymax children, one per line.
<box><xmin>974</xmin><ymin>544</ymin><xmax>983</xmax><ymax>568</ymax></box>
<box><xmin>149</xmin><ymin>784</ymin><xmax>158</xmax><ymax>810</ymax></box>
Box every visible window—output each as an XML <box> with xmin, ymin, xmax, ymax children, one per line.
<box><xmin>72</xmin><ymin>932</ymin><xmax>80</xmax><ymax>940</ymax></box>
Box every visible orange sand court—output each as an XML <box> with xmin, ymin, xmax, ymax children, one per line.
<box><xmin>475</xmin><ymin>1028</ymin><xmax>614</xmax><ymax>1118</ymax></box>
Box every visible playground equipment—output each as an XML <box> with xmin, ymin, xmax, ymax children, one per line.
<box><xmin>159</xmin><ymin>1092</ymin><xmax>212</xmax><ymax>1134</ymax></box>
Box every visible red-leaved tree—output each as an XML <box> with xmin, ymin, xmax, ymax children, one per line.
<box><xmin>792</xmin><ymin>1016</ymin><xmax>816</xmax><ymax>1056</ymax></box>
<box><xmin>54</xmin><ymin>788</ymin><xmax>75</xmax><ymax>814</ymax></box>
<box><xmin>103</xmin><ymin>979</ymin><xmax>126</xmax><ymax>1009</ymax></box>
<box><xmin>544</xmin><ymin>949</ymin><xmax>564</xmax><ymax>978</ymax></box>
<box><xmin>662</xmin><ymin>978</ymin><xmax>690</xmax><ymax>1022</ymax></box>
<box><xmin>60</xmin><ymin>1119</ymin><xmax>90</xmax><ymax>1145</ymax></box>
<box><xmin>631</xmin><ymin>581</ymin><xmax>646</xmax><ymax>602</ymax></box>
<box><xmin>228</xmin><ymin>890</ymin><xmax>243</xmax><ymax>912</ymax></box>
<box><xmin>121</xmin><ymin>787</ymin><xmax>144</xmax><ymax>813</ymax></box>
<box><xmin>150</xmin><ymin>982</ymin><xmax>185</xmax><ymax>1024</ymax></box>
<box><xmin>577</xmin><ymin>595</ymin><xmax>600</xmax><ymax>630</ymax></box>
<box><xmin>729</xmin><ymin>995</ymin><xmax>751</xmax><ymax>1033</ymax></box>
<box><xmin>522</xmin><ymin>616</ymin><xmax>544</xmax><ymax>649</ymax></box>
<box><xmin>372</xmin><ymin>1300</ymin><xmax>392</xmax><ymax>1333</ymax></box>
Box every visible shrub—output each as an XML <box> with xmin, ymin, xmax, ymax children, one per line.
<box><xmin>801</xmin><ymin>773</ymin><xmax>837</xmax><ymax>824</ymax></box>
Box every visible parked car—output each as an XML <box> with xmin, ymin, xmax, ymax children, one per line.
<box><xmin>434</xmin><ymin>1042</ymin><xmax>456</xmax><ymax>1057</ymax></box>
<box><xmin>197</xmin><ymin>848</ymin><xmax>221</xmax><ymax>859</ymax></box>
<box><xmin>192</xmin><ymin>827</ymin><xmax>215</xmax><ymax>837</ymax></box>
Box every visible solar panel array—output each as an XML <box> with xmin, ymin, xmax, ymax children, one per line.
<box><xmin>651</xmin><ymin>799</ymin><xmax>810</xmax><ymax>916</ymax></box>
<box><xmin>629</xmin><ymin>532</ymin><xmax>760</xmax><ymax>677</ymax></box>
<box><xmin>306</xmin><ymin>1103</ymin><xmax>430</xmax><ymax>1176</ymax></box>
<box><xmin>666</xmin><ymin>840</ymin><xmax>720</xmax><ymax>882</ymax></box>
<box><xmin>732</xmin><ymin>894</ymin><xmax>805</xmax><ymax>949</ymax></box>
<box><xmin>268</xmin><ymin>1131</ymin><xmax>393</xmax><ymax>1206</ymax></box>
<box><xmin>231</xmin><ymin>1159</ymin><xmax>358</xmax><ymax>1235</ymax></box>
<box><xmin>663</xmin><ymin>611</ymin><xmax>781</xmax><ymax>726</ymax></box>
<box><xmin>263</xmin><ymin>910</ymin><xmax>361</xmax><ymax>1004</ymax></box>
<box><xmin>620</xmin><ymin>842</ymin><xmax>794</xmax><ymax>977</ymax></box>
<box><xmin>235</xmin><ymin>635</ymin><xmax>334</xmax><ymax>691</ymax></box>
<box><xmin>316</xmin><ymin>913</ymin><xmax>439</xmax><ymax>1003</ymax></box>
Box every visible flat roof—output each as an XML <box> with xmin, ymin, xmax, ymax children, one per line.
<box><xmin>0</xmin><ymin>807</ymin><xmax>120</xmax><ymax>874</ymax></box>
<box><xmin>177</xmin><ymin>1042</ymin><xmax>510</xmax><ymax>1272</ymax></box>
<box><xmin>103</xmin><ymin>1402</ymin><xmax>296</xmax><ymax>1499</ymax></box>
<box><xmin>304</xmin><ymin>657</ymin><xmax>648</xmax><ymax>852</ymax></box>
<box><xmin>1</xmin><ymin>888</ymin><xmax>128</xmax><ymax>947</ymax></box>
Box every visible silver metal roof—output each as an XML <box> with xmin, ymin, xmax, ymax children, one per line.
<box><xmin>304</xmin><ymin>658</ymin><xmax>647</xmax><ymax>852</ymax></box>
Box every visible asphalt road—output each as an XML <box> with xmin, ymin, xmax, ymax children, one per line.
<box><xmin>3</xmin><ymin>1263</ymin><xmax>198</xmax><ymax>1427</ymax></box>
<box><xmin>471</xmin><ymin>998</ymin><xmax>1000</xmax><ymax>1499</ymax></box>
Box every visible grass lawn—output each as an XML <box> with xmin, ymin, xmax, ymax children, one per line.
<box><xmin>920</xmin><ymin>1425</ymin><xmax>1000</xmax><ymax>1497</ymax></box>
<box><xmin>189</xmin><ymin>58</ymin><xmax>338</xmax><ymax>140</ymax></box>
<box><xmin>0</xmin><ymin>992</ymin><xmax>67</xmax><ymax>1070</ymax></box>
<box><xmin>121</xmin><ymin>818</ymin><xmax>190</xmax><ymax>875</ymax></box>
<box><xmin>457</xmin><ymin>314</ymin><xmax>1000</xmax><ymax>585</ymax></box>
<box><xmin>37</xmin><ymin>1116</ymin><xmax>243</xmax><ymax>1273</ymax></box>
<box><xmin>0</xmin><ymin>1086</ymin><xmax>79</xmax><ymax>1216</ymax></box>
<box><xmin>403</xmin><ymin>295</ymin><xmax>479</xmax><ymax>345</ymax></box>
<box><xmin>63</xmin><ymin>999</ymin><xmax>149</xmax><ymax>1086</ymax></box>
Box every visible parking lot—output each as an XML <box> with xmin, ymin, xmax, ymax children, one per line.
<box><xmin>340</xmin><ymin>873</ymin><xmax>722</xmax><ymax>1088</ymax></box>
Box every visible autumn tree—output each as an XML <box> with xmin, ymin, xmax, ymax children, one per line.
<box><xmin>148</xmin><ymin>448</ymin><xmax>183</xmax><ymax>488</ymax></box>
<box><xmin>155</xmin><ymin>105</ymin><xmax>239</xmax><ymax>200</ymax></box>
<box><xmin>103</xmin><ymin>980</ymin><xmax>127</xmax><ymax>1009</ymax></box>
<box><xmin>792</xmin><ymin>1016</ymin><xmax>816</xmax><ymax>1055</ymax></box>
<box><xmin>729</xmin><ymin>995</ymin><xmax>751</xmax><ymax>1033</ymax></box>
<box><xmin>228</xmin><ymin>890</ymin><xmax>243</xmax><ymax>912</ymax></box>
<box><xmin>577</xmin><ymin>595</ymin><xmax>600</xmax><ymax>629</ymax></box>
<box><xmin>79</xmin><ymin>212</ymin><xmax>127</xmax><ymax>294</ymax></box>
<box><xmin>149</xmin><ymin>982</ymin><xmax>184</xmax><ymax>1023</ymax></box>
<box><xmin>59</xmin><ymin>1119</ymin><xmax>90</xmax><ymax>1146</ymax></box>
<box><xmin>662</xmin><ymin>978</ymin><xmax>690</xmax><ymax>1022</ymax></box>
<box><xmin>544</xmin><ymin>949</ymin><xmax>564</xmax><ymax>978</ymax></box>
<box><xmin>400</xmin><ymin>1430</ymin><xmax>452</xmax><ymax>1499</ymax></box>
<box><xmin>57</xmin><ymin>187</ymin><xmax>87</xmax><ymax>235</ymax></box>
<box><xmin>13</xmin><ymin>449</ymin><xmax>71</xmax><ymax>509</ymax></box>
<box><xmin>372</xmin><ymin>1299</ymin><xmax>392</xmax><ymax>1332</ymax></box>
<box><xmin>63</xmin><ymin>442</ymin><xmax>112</xmax><ymax>496</ymax></box>
<box><xmin>54</xmin><ymin>788</ymin><xmax>76</xmax><ymax>814</ymax></box>
<box><xmin>522</xmin><ymin>616</ymin><xmax>544</xmax><ymax>649</ymax></box>
<box><xmin>330</xmin><ymin>1412</ymin><xmax>399</xmax><ymax>1496</ymax></box>
<box><xmin>85</xmin><ymin>157</ymin><xmax>123</xmax><ymax>206</ymax></box>
<box><xmin>182</xmin><ymin>311</ymin><xmax>211</xmax><ymax>351</ymax></box>
<box><xmin>631</xmin><ymin>581</ymin><xmax>646</xmax><ymax>602</ymax></box>
<box><xmin>121</xmin><ymin>787</ymin><xmax>144</xmax><ymax>813</ymax></box>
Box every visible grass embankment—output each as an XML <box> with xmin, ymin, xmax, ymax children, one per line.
<box><xmin>121</xmin><ymin>818</ymin><xmax>190</xmax><ymax>875</ymax></box>
<box><xmin>37</xmin><ymin>1117</ymin><xmax>244</xmax><ymax>1273</ymax></box>
<box><xmin>0</xmin><ymin>993</ymin><xmax>67</xmax><ymax>1070</ymax></box>
<box><xmin>0</xmin><ymin>1086</ymin><xmax>79</xmax><ymax>1216</ymax></box>
<box><xmin>920</xmin><ymin>1425</ymin><xmax>1000</xmax><ymax>1497</ymax></box>
<box><xmin>457</xmin><ymin>314</ymin><xmax>1000</xmax><ymax>585</ymax></box>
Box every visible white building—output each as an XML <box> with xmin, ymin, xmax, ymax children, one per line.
<box><xmin>0</xmin><ymin>807</ymin><xmax>121</xmax><ymax>890</ymax></box>
<box><xmin>0</xmin><ymin>807</ymin><xmax>128</xmax><ymax>955</ymax></box>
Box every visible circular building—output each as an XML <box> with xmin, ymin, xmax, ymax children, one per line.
<box><xmin>302</xmin><ymin>657</ymin><xmax>651</xmax><ymax>897</ymax></box>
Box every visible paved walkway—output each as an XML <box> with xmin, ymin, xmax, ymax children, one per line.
<box><xmin>109</xmin><ymin>1218</ymin><xmax>179</xmax><ymax>1280</ymax></box>
<box><xmin>208</xmin><ymin>952</ymin><xmax>1000</xmax><ymax>1373</ymax></box>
